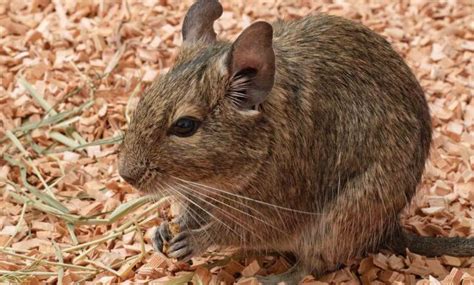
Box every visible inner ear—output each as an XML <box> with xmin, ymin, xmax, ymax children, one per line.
<box><xmin>234</xmin><ymin>68</ymin><xmax>258</xmax><ymax>80</ymax></box>
<box><xmin>226</xmin><ymin>68</ymin><xmax>257</xmax><ymax>108</ymax></box>
<box><xmin>226</xmin><ymin>21</ymin><xmax>275</xmax><ymax>109</ymax></box>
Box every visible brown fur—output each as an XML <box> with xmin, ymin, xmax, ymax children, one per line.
<box><xmin>119</xmin><ymin>1</ymin><xmax>474</xmax><ymax>283</ymax></box>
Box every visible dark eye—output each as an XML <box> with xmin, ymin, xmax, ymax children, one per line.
<box><xmin>170</xmin><ymin>117</ymin><xmax>201</xmax><ymax>137</ymax></box>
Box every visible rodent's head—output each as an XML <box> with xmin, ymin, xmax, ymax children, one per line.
<box><xmin>118</xmin><ymin>0</ymin><xmax>276</xmax><ymax>195</ymax></box>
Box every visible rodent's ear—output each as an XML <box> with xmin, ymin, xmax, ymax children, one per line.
<box><xmin>182</xmin><ymin>0</ymin><xmax>223</xmax><ymax>45</ymax></box>
<box><xmin>227</xmin><ymin>21</ymin><xmax>275</xmax><ymax>109</ymax></box>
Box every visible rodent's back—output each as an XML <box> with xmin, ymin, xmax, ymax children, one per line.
<box><xmin>252</xmin><ymin>15</ymin><xmax>431</xmax><ymax>213</ymax></box>
<box><xmin>267</xmin><ymin>15</ymin><xmax>431</xmax><ymax>204</ymax></box>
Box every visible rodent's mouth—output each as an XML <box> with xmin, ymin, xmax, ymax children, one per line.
<box><xmin>135</xmin><ymin>171</ymin><xmax>239</xmax><ymax>204</ymax></box>
<box><xmin>135</xmin><ymin>171</ymin><xmax>193</xmax><ymax>199</ymax></box>
<box><xmin>132</xmin><ymin>169</ymin><xmax>164</xmax><ymax>195</ymax></box>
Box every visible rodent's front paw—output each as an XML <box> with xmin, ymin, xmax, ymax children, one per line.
<box><xmin>152</xmin><ymin>222</ymin><xmax>172</xmax><ymax>254</ymax></box>
<box><xmin>167</xmin><ymin>230</ymin><xmax>205</xmax><ymax>262</ymax></box>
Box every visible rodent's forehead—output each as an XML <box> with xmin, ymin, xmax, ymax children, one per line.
<box><xmin>127</xmin><ymin>44</ymin><xmax>230</xmax><ymax>140</ymax></box>
<box><xmin>130</xmin><ymin>62</ymin><xmax>224</xmax><ymax>134</ymax></box>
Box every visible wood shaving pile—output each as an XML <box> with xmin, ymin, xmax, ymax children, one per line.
<box><xmin>0</xmin><ymin>0</ymin><xmax>472</xmax><ymax>284</ymax></box>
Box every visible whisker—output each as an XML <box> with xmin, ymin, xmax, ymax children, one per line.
<box><xmin>174</xmin><ymin>177</ymin><xmax>322</xmax><ymax>215</ymax></box>
<box><xmin>176</xmin><ymin>178</ymin><xmax>269</xmax><ymax>220</ymax></box>
<box><xmin>162</xmin><ymin>181</ymin><xmax>241</xmax><ymax>239</ymax></box>
<box><xmin>172</xmin><ymin>189</ymin><xmax>219</xmax><ymax>245</ymax></box>
<box><xmin>150</xmin><ymin>177</ymin><xmax>220</xmax><ymax>249</ymax></box>
<box><xmin>173</xmin><ymin>183</ymin><xmax>269</xmax><ymax>247</ymax></box>
<box><xmin>158</xmin><ymin>184</ymin><xmax>218</xmax><ymax>252</ymax></box>
<box><xmin>174</xmin><ymin>183</ymin><xmax>251</xmax><ymax>232</ymax></box>
<box><xmin>163</xmin><ymin>179</ymin><xmax>297</xmax><ymax>265</ymax></box>
<box><xmin>174</xmin><ymin>180</ymin><xmax>287</xmax><ymax>236</ymax></box>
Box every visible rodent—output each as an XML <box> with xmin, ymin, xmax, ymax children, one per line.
<box><xmin>118</xmin><ymin>0</ymin><xmax>474</xmax><ymax>283</ymax></box>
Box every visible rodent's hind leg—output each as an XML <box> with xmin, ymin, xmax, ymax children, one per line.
<box><xmin>302</xmin><ymin>164</ymin><xmax>409</xmax><ymax>276</ymax></box>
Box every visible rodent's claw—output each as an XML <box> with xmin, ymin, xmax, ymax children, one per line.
<box><xmin>152</xmin><ymin>222</ymin><xmax>172</xmax><ymax>254</ymax></box>
<box><xmin>169</xmin><ymin>231</ymin><xmax>188</xmax><ymax>247</ymax></box>
<box><xmin>167</xmin><ymin>231</ymin><xmax>197</xmax><ymax>262</ymax></box>
<box><xmin>167</xmin><ymin>246</ymin><xmax>194</xmax><ymax>261</ymax></box>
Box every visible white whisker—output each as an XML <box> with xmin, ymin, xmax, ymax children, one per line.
<box><xmin>174</xmin><ymin>176</ymin><xmax>321</xmax><ymax>215</ymax></box>
<box><xmin>174</xmin><ymin>180</ymin><xmax>287</xmax><ymax>236</ymax></box>
<box><xmin>162</xmin><ymin>181</ymin><xmax>240</xmax><ymax>238</ymax></box>
<box><xmin>173</xmin><ymin>183</ymin><xmax>269</xmax><ymax>246</ymax></box>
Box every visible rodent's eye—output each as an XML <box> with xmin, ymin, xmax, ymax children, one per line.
<box><xmin>170</xmin><ymin>117</ymin><xmax>201</xmax><ymax>137</ymax></box>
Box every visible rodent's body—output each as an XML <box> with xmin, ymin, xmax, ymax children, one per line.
<box><xmin>233</xmin><ymin>15</ymin><xmax>432</xmax><ymax>267</ymax></box>
<box><xmin>119</xmin><ymin>1</ymin><xmax>473</xmax><ymax>282</ymax></box>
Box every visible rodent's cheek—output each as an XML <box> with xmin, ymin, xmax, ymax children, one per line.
<box><xmin>155</xmin><ymin>125</ymin><xmax>268</xmax><ymax>183</ymax></box>
<box><xmin>150</xmin><ymin>136</ymin><xmax>211</xmax><ymax>179</ymax></box>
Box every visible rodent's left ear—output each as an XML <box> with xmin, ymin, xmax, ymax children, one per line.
<box><xmin>182</xmin><ymin>0</ymin><xmax>223</xmax><ymax>45</ymax></box>
<box><xmin>226</xmin><ymin>21</ymin><xmax>275</xmax><ymax>109</ymax></box>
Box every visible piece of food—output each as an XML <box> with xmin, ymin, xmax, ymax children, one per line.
<box><xmin>169</xmin><ymin>222</ymin><xmax>181</xmax><ymax>236</ymax></box>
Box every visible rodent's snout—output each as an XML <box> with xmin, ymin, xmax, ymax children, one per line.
<box><xmin>118</xmin><ymin>158</ymin><xmax>146</xmax><ymax>187</ymax></box>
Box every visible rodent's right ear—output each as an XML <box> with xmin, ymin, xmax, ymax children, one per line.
<box><xmin>182</xmin><ymin>0</ymin><xmax>223</xmax><ymax>45</ymax></box>
<box><xmin>226</xmin><ymin>21</ymin><xmax>275</xmax><ymax>109</ymax></box>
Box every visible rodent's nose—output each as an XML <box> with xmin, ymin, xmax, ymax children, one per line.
<box><xmin>119</xmin><ymin>163</ymin><xmax>146</xmax><ymax>187</ymax></box>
